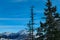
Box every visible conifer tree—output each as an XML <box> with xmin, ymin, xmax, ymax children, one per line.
<box><xmin>43</xmin><ymin>0</ymin><xmax>60</xmax><ymax>40</ymax></box>
<box><xmin>26</xmin><ymin>6</ymin><xmax>35</xmax><ymax>40</ymax></box>
<box><xmin>36</xmin><ymin>0</ymin><xmax>60</xmax><ymax>40</ymax></box>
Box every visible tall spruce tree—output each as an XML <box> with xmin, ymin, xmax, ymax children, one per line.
<box><xmin>36</xmin><ymin>0</ymin><xmax>60</xmax><ymax>40</ymax></box>
<box><xmin>27</xmin><ymin>6</ymin><xmax>35</xmax><ymax>40</ymax></box>
<box><xmin>43</xmin><ymin>0</ymin><xmax>60</xmax><ymax>40</ymax></box>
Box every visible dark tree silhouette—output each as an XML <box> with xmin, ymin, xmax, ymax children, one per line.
<box><xmin>43</xmin><ymin>0</ymin><xmax>60</xmax><ymax>40</ymax></box>
<box><xmin>26</xmin><ymin>6</ymin><xmax>35</xmax><ymax>40</ymax></box>
<box><xmin>36</xmin><ymin>0</ymin><xmax>60</xmax><ymax>40</ymax></box>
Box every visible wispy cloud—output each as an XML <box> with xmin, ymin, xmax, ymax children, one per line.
<box><xmin>0</xmin><ymin>18</ymin><xmax>30</xmax><ymax>20</ymax></box>
<box><xmin>0</xmin><ymin>25</ymin><xmax>26</xmax><ymax>33</ymax></box>
<box><xmin>0</xmin><ymin>25</ymin><xmax>25</xmax><ymax>29</ymax></box>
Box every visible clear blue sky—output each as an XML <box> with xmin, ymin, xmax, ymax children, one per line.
<box><xmin>0</xmin><ymin>0</ymin><xmax>60</xmax><ymax>33</ymax></box>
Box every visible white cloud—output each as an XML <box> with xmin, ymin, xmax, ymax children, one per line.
<box><xmin>0</xmin><ymin>25</ymin><xmax>25</xmax><ymax>29</ymax></box>
<box><xmin>0</xmin><ymin>25</ymin><xmax>26</xmax><ymax>33</ymax></box>
<box><xmin>0</xmin><ymin>18</ymin><xmax>30</xmax><ymax>20</ymax></box>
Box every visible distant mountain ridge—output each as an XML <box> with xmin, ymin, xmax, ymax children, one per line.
<box><xmin>0</xmin><ymin>30</ymin><xmax>28</xmax><ymax>40</ymax></box>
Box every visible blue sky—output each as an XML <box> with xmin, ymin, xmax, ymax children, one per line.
<box><xmin>0</xmin><ymin>0</ymin><xmax>60</xmax><ymax>33</ymax></box>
